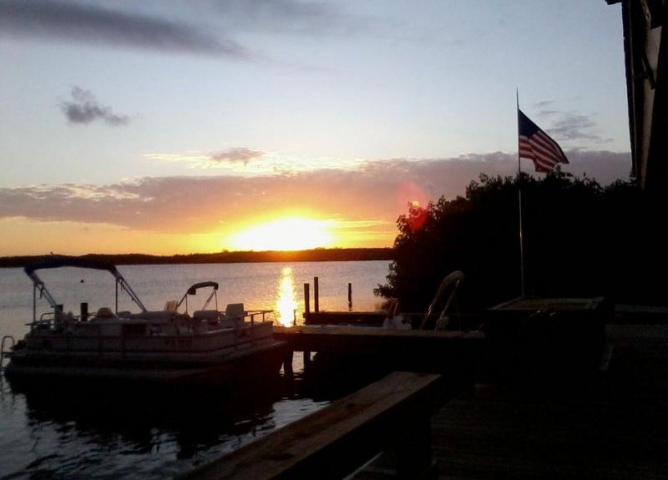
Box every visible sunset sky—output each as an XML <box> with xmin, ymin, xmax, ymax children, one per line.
<box><xmin>0</xmin><ymin>1</ymin><xmax>631</xmax><ymax>255</ymax></box>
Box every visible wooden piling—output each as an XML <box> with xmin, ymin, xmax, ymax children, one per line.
<box><xmin>304</xmin><ymin>283</ymin><xmax>310</xmax><ymax>316</ymax></box>
<box><xmin>282</xmin><ymin>350</ymin><xmax>294</xmax><ymax>377</ymax></box>
<box><xmin>314</xmin><ymin>277</ymin><xmax>319</xmax><ymax>312</ymax></box>
<box><xmin>303</xmin><ymin>283</ymin><xmax>311</xmax><ymax>368</ymax></box>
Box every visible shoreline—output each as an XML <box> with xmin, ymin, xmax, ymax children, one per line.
<box><xmin>0</xmin><ymin>247</ymin><xmax>394</xmax><ymax>268</ymax></box>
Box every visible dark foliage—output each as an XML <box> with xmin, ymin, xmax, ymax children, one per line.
<box><xmin>375</xmin><ymin>170</ymin><xmax>667</xmax><ymax>312</ymax></box>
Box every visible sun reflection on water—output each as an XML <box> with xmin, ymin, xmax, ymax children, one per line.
<box><xmin>275</xmin><ymin>267</ymin><xmax>298</xmax><ymax>326</ymax></box>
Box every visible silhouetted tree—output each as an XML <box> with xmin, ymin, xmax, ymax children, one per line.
<box><xmin>376</xmin><ymin>170</ymin><xmax>660</xmax><ymax>312</ymax></box>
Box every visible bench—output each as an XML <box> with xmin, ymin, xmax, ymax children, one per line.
<box><xmin>180</xmin><ymin>371</ymin><xmax>446</xmax><ymax>480</ymax></box>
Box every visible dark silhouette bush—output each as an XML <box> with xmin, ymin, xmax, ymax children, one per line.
<box><xmin>375</xmin><ymin>170</ymin><xmax>665</xmax><ymax>312</ymax></box>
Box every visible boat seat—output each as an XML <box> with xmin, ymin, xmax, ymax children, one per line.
<box><xmin>225</xmin><ymin>303</ymin><xmax>245</xmax><ymax>318</ymax></box>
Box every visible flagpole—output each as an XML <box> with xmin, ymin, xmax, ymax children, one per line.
<box><xmin>516</xmin><ymin>90</ymin><xmax>526</xmax><ymax>298</ymax></box>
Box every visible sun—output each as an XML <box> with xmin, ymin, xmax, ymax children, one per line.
<box><xmin>230</xmin><ymin>217</ymin><xmax>334</xmax><ymax>251</ymax></box>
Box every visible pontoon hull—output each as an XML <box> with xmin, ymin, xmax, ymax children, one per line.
<box><xmin>5</xmin><ymin>339</ymin><xmax>287</xmax><ymax>389</ymax></box>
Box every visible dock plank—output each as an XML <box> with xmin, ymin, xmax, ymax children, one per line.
<box><xmin>350</xmin><ymin>324</ymin><xmax>668</xmax><ymax>480</ymax></box>
<box><xmin>360</xmin><ymin>323</ymin><xmax>668</xmax><ymax>479</ymax></box>
<box><xmin>429</xmin><ymin>385</ymin><xmax>668</xmax><ymax>479</ymax></box>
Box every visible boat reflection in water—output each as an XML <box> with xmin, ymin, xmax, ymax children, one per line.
<box><xmin>4</xmin><ymin>373</ymin><xmax>288</xmax><ymax>479</ymax></box>
<box><xmin>275</xmin><ymin>267</ymin><xmax>299</xmax><ymax>327</ymax></box>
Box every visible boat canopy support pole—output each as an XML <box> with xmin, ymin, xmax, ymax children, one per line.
<box><xmin>114</xmin><ymin>275</ymin><xmax>148</xmax><ymax>313</ymax></box>
<box><xmin>27</xmin><ymin>273</ymin><xmax>60</xmax><ymax>322</ymax></box>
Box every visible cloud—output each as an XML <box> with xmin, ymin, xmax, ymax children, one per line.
<box><xmin>524</xmin><ymin>103</ymin><xmax>607</xmax><ymax>146</ymax></box>
<box><xmin>533</xmin><ymin>100</ymin><xmax>559</xmax><ymax>117</ymax></box>
<box><xmin>564</xmin><ymin>150</ymin><xmax>633</xmax><ymax>183</ymax></box>
<box><xmin>549</xmin><ymin>112</ymin><xmax>603</xmax><ymax>143</ymax></box>
<box><xmin>210</xmin><ymin>148</ymin><xmax>264</xmax><ymax>165</ymax></box>
<box><xmin>0</xmin><ymin>0</ymin><xmax>248</xmax><ymax>57</ymax></box>
<box><xmin>144</xmin><ymin>148</ymin><xmax>266</xmax><ymax>168</ymax></box>
<box><xmin>206</xmin><ymin>0</ymin><xmax>368</xmax><ymax>36</ymax></box>
<box><xmin>0</xmin><ymin>151</ymin><xmax>631</xmax><ymax>238</ymax></box>
<box><xmin>61</xmin><ymin>87</ymin><xmax>130</xmax><ymax>126</ymax></box>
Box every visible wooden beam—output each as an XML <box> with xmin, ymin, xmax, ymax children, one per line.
<box><xmin>180</xmin><ymin>371</ymin><xmax>446</xmax><ymax>480</ymax></box>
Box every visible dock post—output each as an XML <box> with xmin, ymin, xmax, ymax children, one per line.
<box><xmin>303</xmin><ymin>283</ymin><xmax>311</xmax><ymax>366</ymax></box>
<box><xmin>348</xmin><ymin>283</ymin><xmax>353</xmax><ymax>311</ymax></box>
<box><xmin>304</xmin><ymin>283</ymin><xmax>310</xmax><ymax>316</ymax></box>
<box><xmin>303</xmin><ymin>351</ymin><xmax>311</xmax><ymax>371</ymax></box>
<box><xmin>314</xmin><ymin>277</ymin><xmax>319</xmax><ymax>312</ymax></box>
<box><xmin>80</xmin><ymin>302</ymin><xmax>88</xmax><ymax>322</ymax></box>
<box><xmin>282</xmin><ymin>350</ymin><xmax>294</xmax><ymax>377</ymax></box>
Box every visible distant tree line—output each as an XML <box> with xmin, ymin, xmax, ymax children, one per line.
<box><xmin>0</xmin><ymin>248</ymin><xmax>393</xmax><ymax>269</ymax></box>
<box><xmin>375</xmin><ymin>170</ymin><xmax>667</xmax><ymax>313</ymax></box>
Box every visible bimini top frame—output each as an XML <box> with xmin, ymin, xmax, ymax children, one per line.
<box><xmin>24</xmin><ymin>256</ymin><xmax>148</xmax><ymax>321</ymax></box>
<box><xmin>176</xmin><ymin>281</ymin><xmax>219</xmax><ymax>313</ymax></box>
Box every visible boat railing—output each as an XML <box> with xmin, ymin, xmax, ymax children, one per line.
<box><xmin>247</xmin><ymin>309</ymin><xmax>275</xmax><ymax>324</ymax></box>
<box><xmin>22</xmin><ymin>306</ymin><xmax>277</xmax><ymax>356</ymax></box>
<box><xmin>27</xmin><ymin>312</ymin><xmax>57</xmax><ymax>329</ymax></box>
<box><xmin>30</xmin><ymin>309</ymin><xmax>82</xmax><ymax>328</ymax></box>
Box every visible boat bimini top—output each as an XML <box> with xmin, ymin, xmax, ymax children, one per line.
<box><xmin>175</xmin><ymin>281</ymin><xmax>220</xmax><ymax>314</ymax></box>
<box><xmin>23</xmin><ymin>256</ymin><xmax>148</xmax><ymax>322</ymax></box>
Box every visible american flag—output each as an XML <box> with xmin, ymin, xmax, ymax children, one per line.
<box><xmin>518</xmin><ymin>109</ymin><xmax>568</xmax><ymax>172</ymax></box>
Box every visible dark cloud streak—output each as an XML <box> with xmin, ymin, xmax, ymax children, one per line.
<box><xmin>207</xmin><ymin>0</ymin><xmax>368</xmax><ymax>36</ymax></box>
<box><xmin>0</xmin><ymin>0</ymin><xmax>248</xmax><ymax>57</ymax></box>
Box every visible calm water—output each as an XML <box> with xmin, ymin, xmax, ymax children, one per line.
<box><xmin>0</xmin><ymin>260</ymin><xmax>390</xmax><ymax>479</ymax></box>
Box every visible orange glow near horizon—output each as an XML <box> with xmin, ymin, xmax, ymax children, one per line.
<box><xmin>230</xmin><ymin>217</ymin><xmax>334</xmax><ymax>251</ymax></box>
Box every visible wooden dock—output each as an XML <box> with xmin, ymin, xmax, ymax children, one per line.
<box><xmin>350</xmin><ymin>322</ymin><xmax>668</xmax><ymax>479</ymax></box>
<box><xmin>185</xmin><ymin>321</ymin><xmax>668</xmax><ymax>479</ymax></box>
<box><xmin>302</xmin><ymin>311</ymin><xmax>387</xmax><ymax>326</ymax></box>
<box><xmin>273</xmin><ymin>325</ymin><xmax>484</xmax><ymax>379</ymax></box>
<box><xmin>185</xmin><ymin>302</ymin><xmax>668</xmax><ymax>480</ymax></box>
